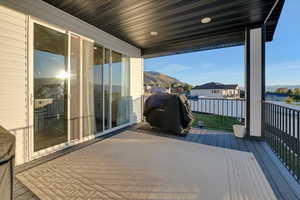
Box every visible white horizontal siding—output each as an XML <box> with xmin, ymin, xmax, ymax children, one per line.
<box><xmin>0</xmin><ymin>0</ymin><xmax>141</xmax><ymax>57</ymax></box>
<box><xmin>0</xmin><ymin>5</ymin><xmax>28</xmax><ymax>165</ymax></box>
<box><xmin>0</xmin><ymin>36</ymin><xmax>27</xmax><ymax>49</ymax></box>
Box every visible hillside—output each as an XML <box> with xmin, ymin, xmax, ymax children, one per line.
<box><xmin>144</xmin><ymin>71</ymin><xmax>185</xmax><ymax>85</ymax></box>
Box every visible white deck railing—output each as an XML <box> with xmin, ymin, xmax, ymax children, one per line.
<box><xmin>188</xmin><ymin>97</ymin><xmax>246</xmax><ymax>119</ymax></box>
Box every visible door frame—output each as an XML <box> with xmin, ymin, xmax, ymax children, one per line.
<box><xmin>68</xmin><ymin>32</ymin><xmax>83</xmax><ymax>145</ymax></box>
<box><xmin>28</xmin><ymin>17</ymin><xmax>74</xmax><ymax>160</ymax></box>
<box><xmin>27</xmin><ymin>17</ymin><xmax>125</xmax><ymax>161</ymax></box>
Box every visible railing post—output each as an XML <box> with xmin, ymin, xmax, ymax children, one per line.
<box><xmin>245</xmin><ymin>25</ymin><xmax>266</xmax><ymax>139</ymax></box>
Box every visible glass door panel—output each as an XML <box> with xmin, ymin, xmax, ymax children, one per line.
<box><xmin>70</xmin><ymin>34</ymin><xmax>81</xmax><ymax>140</ymax></box>
<box><xmin>121</xmin><ymin>55</ymin><xmax>130</xmax><ymax>124</ymax></box>
<box><xmin>82</xmin><ymin>40</ymin><xmax>96</xmax><ymax>137</ymax></box>
<box><xmin>33</xmin><ymin>23</ymin><xmax>68</xmax><ymax>152</ymax></box>
<box><xmin>93</xmin><ymin>44</ymin><xmax>104</xmax><ymax>133</ymax></box>
<box><xmin>111</xmin><ymin>52</ymin><xmax>131</xmax><ymax>127</ymax></box>
<box><xmin>111</xmin><ymin>51</ymin><xmax>122</xmax><ymax>128</ymax></box>
<box><xmin>104</xmin><ymin>49</ymin><xmax>111</xmax><ymax>129</ymax></box>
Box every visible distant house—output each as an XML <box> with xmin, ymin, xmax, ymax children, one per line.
<box><xmin>144</xmin><ymin>84</ymin><xmax>153</xmax><ymax>93</ymax></box>
<box><xmin>191</xmin><ymin>82</ymin><xmax>240</xmax><ymax>98</ymax></box>
<box><xmin>171</xmin><ymin>85</ymin><xmax>185</xmax><ymax>94</ymax></box>
<box><xmin>144</xmin><ymin>84</ymin><xmax>170</xmax><ymax>94</ymax></box>
<box><xmin>275</xmin><ymin>88</ymin><xmax>289</xmax><ymax>94</ymax></box>
<box><xmin>151</xmin><ymin>87</ymin><xmax>171</xmax><ymax>94</ymax></box>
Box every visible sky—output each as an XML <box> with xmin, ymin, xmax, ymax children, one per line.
<box><xmin>144</xmin><ymin>0</ymin><xmax>300</xmax><ymax>87</ymax></box>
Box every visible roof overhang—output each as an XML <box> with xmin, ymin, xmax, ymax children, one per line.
<box><xmin>42</xmin><ymin>0</ymin><xmax>285</xmax><ymax>58</ymax></box>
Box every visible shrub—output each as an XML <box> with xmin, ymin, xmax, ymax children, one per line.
<box><xmin>285</xmin><ymin>97</ymin><xmax>294</xmax><ymax>104</ymax></box>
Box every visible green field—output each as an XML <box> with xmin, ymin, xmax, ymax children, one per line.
<box><xmin>192</xmin><ymin>112</ymin><xmax>242</xmax><ymax>132</ymax></box>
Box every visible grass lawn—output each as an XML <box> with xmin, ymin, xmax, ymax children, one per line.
<box><xmin>192</xmin><ymin>112</ymin><xmax>242</xmax><ymax>132</ymax></box>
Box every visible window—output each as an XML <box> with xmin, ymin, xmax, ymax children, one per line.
<box><xmin>212</xmin><ymin>90</ymin><xmax>220</xmax><ymax>94</ymax></box>
<box><xmin>33</xmin><ymin>23</ymin><xmax>68</xmax><ymax>151</ymax></box>
<box><xmin>111</xmin><ymin>52</ymin><xmax>130</xmax><ymax>128</ymax></box>
<box><xmin>104</xmin><ymin>48</ymin><xmax>111</xmax><ymax>129</ymax></box>
<box><xmin>93</xmin><ymin>44</ymin><xmax>104</xmax><ymax>132</ymax></box>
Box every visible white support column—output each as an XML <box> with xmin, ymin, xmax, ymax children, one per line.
<box><xmin>245</xmin><ymin>26</ymin><xmax>266</xmax><ymax>138</ymax></box>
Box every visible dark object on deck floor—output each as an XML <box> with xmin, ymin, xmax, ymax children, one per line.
<box><xmin>144</xmin><ymin>93</ymin><xmax>193</xmax><ymax>135</ymax></box>
<box><xmin>0</xmin><ymin>125</ymin><xmax>15</xmax><ymax>200</ymax></box>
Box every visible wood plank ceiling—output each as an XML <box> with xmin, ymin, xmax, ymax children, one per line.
<box><xmin>42</xmin><ymin>0</ymin><xmax>285</xmax><ymax>58</ymax></box>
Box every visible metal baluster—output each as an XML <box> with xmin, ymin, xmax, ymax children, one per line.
<box><xmin>236</xmin><ymin>100</ymin><xmax>238</xmax><ymax>118</ymax></box>
<box><xmin>281</xmin><ymin>106</ymin><xmax>284</xmax><ymax>162</ymax></box>
<box><xmin>226</xmin><ymin>99</ymin><xmax>228</xmax><ymax>117</ymax></box>
<box><xmin>218</xmin><ymin>99</ymin><xmax>220</xmax><ymax>115</ymax></box>
<box><xmin>289</xmin><ymin>108</ymin><xmax>292</xmax><ymax>171</ymax></box>
<box><xmin>286</xmin><ymin>107</ymin><xmax>288</xmax><ymax>166</ymax></box>
<box><xmin>297</xmin><ymin>111</ymin><xmax>300</xmax><ymax>181</ymax></box>
<box><xmin>274</xmin><ymin>106</ymin><xmax>278</xmax><ymax>155</ymax></box>
<box><xmin>279</xmin><ymin>106</ymin><xmax>282</xmax><ymax>159</ymax></box>
<box><xmin>274</xmin><ymin>104</ymin><xmax>276</xmax><ymax>149</ymax></box>
<box><xmin>270</xmin><ymin>104</ymin><xmax>273</xmax><ymax>149</ymax></box>
<box><xmin>292</xmin><ymin>110</ymin><xmax>296</xmax><ymax>176</ymax></box>
<box><xmin>214</xmin><ymin>100</ymin><xmax>216</xmax><ymax>115</ymax></box>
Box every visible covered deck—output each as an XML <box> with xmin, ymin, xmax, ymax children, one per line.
<box><xmin>14</xmin><ymin>125</ymin><xmax>300</xmax><ymax>200</ymax></box>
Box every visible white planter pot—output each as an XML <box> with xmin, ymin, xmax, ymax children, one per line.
<box><xmin>233</xmin><ymin>125</ymin><xmax>246</xmax><ymax>138</ymax></box>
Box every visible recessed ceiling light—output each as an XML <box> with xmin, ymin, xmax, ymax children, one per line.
<box><xmin>201</xmin><ymin>17</ymin><xmax>212</xmax><ymax>24</ymax></box>
<box><xmin>150</xmin><ymin>31</ymin><xmax>158</xmax><ymax>36</ymax></box>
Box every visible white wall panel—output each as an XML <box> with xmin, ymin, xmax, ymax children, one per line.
<box><xmin>130</xmin><ymin>57</ymin><xmax>144</xmax><ymax>123</ymax></box>
<box><xmin>0</xmin><ymin>5</ymin><xmax>28</xmax><ymax>165</ymax></box>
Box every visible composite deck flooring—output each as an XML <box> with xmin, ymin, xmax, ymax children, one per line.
<box><xmin>13</xmin><ymin>178</ymin><xmax>39</xmax><ymax>200</ymax></box>
<box><xmin>14</xmin><ymin>125</ymin><xmax>300</xmax><ymax>200</ymax></box>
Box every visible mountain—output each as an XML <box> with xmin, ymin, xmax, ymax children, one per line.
<box><xmin>144</xmin><ymin>71</ymin><xmax>185</xmax><ymax>86</ymax></box>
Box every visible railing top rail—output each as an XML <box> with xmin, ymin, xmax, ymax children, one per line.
<box><xmin>265</xmin><ymin>101</ymin><xmax>300</xmax><ymax>112</ymax></box>
<box><xmin>192</xmin><ymin>97</ymin><xmax>246</xmax><ymax>101</ymax></box>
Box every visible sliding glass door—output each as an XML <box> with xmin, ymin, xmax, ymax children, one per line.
<box><xmin>33</xmin><ymin>23</ymin><xmax>68</xmax><ymax>152</ymax></box>
<box><xmin>31</xmin><ymin>20</ymin><xmax>130</xmax><ymax>154</ymax></box>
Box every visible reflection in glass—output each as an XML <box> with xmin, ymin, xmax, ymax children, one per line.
<box><xmin>111</xmin><ymin>52</ymin><xmax>130</xmax><ymax>127</ymax></box>
<box><xmin>93</xmin><ymin>44</ymin><xmax>104</xmax><ymax>132</ymax></box>
<box><xmin>121</xmin><ymin>55</ymin><xmax>130</xmax><ymax>124</ymax></box>
<box><xmin>82</xmin><ymin>40</ymin><xmax>95</xmax><ymax>137</ymax></box>
<box><xmin>70</xmin><ymin>35</ymin><xmax>81</xmax><ymax>140</ymax></box>
<box><xmin>33</xmin><ymin>23</ymin><xmax>68</xmax><ymax>151</ymax></box>
<box><xmin>104</xmin><ymin>49</ymin><xmax>111</xmax><ymax>129</ymax></box>
<box><xmin>111</xmin><ymin>51</ymin><xmax>122</xmax><ymax>128</ymax></box>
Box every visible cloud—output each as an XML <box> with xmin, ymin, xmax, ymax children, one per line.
<box><xmin>155</xmin><ymin>64</ymin><xmax>192</xmax><ymax>74</ymax></box>
<box><xmin>269</xmin><ymin>60</ymin><xmax>300</xmax><ymax>70</ymax></box>
<box><xmin>197</xmin><ymin>63</ymin><xmax>215</xmax><ymax>70</ymax></box>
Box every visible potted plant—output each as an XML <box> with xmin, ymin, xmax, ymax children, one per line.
<box><xmin>233</xmin><ymin>124</ymin><xmax>246</xmax><ymax>138</ymax></box>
